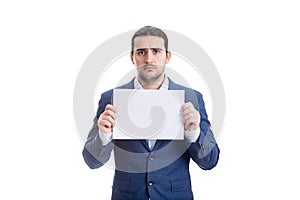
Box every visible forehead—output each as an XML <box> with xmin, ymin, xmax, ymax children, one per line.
<box><xmin>133</xmin><ymin>36</ymin><xmax>165</xmax><ymax>49</ymax></box>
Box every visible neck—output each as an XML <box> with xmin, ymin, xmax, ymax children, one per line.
<box><xmin>138</xmin><ymin>74</ymin><xmax>165</xmax><ymax>90</ymax></box>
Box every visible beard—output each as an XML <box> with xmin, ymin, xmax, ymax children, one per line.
<box><xmin>137</xmin><ymin>64</ymin><xmax>165</xmax><ymax>83</ymax></box>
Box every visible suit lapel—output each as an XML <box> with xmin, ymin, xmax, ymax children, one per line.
<box><xmin>152</xmin><ymin>140</ymin><xmax>172</xmax><ymax>151</ymax></box>
<box><xmin>141</xmin><ymin>140</ymin><xmax>152</xmax><ymax>152</ymax></box>
<box><xmin>117</xmin><ymin>78</ymin><xmax>135</xmax><ymax>89</ymax></box>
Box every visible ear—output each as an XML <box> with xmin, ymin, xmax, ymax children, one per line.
<box><xmin>130</xmin><ymin>52</ymin><xmax>134</xmax><ymax>64</ymax></box>
<box><xmin>165</xmin><ymin>50</ymin><xmax>171</xmax><ymax>64</ymax></box>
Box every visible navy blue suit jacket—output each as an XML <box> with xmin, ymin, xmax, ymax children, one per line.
<box><xmin>83</xmin><ymin>78</ymin><xmax>220</xmax><ymax>200</ymax></box>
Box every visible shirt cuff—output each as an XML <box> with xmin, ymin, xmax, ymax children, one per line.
<box><xmin>184</xmin><ymin>128</ymin><xmax>200</xmax><ymax>143</ymax></box>
<box><xmin>99</xmin><ymin>130</ymin><xmax>113</xmax><ymax>146</ymax></box>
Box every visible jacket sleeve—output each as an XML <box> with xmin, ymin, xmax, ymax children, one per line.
<box><xmin>187</xmin><ymin>91</ymin><xmax>220</xmax><ymax>170</ymax></box>
<box><xmin>82</xmin><ymin>92</ymin><xmax>114</xmax><ymax>169</ymax></box>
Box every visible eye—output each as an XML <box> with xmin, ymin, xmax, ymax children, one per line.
<box><xmin>152</xmin><ymin>48</ymin><xmax>162</xmax><ymax>54</ymax></box>
<box><xmin>136</xmin><ymin>49</ymin><xmax>146</xmax><ymax>55</ymax></box>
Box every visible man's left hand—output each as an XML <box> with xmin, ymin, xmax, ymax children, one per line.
<box><xmin>181</xmin><ymin>102</ymin><xmax>200</xmax><ymax>131</ymax></box>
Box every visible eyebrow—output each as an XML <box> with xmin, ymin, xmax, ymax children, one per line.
<box><xmin>135</xmin><ymin>48</ymin><xmax>164</xmax><ymax>51</ymax></box>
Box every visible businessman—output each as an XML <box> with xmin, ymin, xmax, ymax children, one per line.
<box><xmin>82</xmin><ymin>26</ymin><xmax>220</xmax><ymax>200</ymax></box>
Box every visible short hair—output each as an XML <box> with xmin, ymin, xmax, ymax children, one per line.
<box><xmin>131</xmin><ymin>26</ymin><xmax>168</xmax><ymax>53</ymax></box>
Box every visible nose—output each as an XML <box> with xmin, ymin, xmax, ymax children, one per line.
<box><xmin>145</xmin><ymin>49</ymin><xmax>154</xmax><ymax>64</ymax></box>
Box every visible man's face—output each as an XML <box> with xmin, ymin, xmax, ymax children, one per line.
<box><xmin>131</xmin><ymin>36</ymin><xmax>171</xmax><ymax>83</ymax></box>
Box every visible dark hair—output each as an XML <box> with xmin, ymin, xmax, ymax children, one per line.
<box><xmin>131</xmin><ymin>26</ymin><xmax>168</xmax><ymax>53</ymax></box>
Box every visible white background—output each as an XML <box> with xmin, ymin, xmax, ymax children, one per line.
<box><xmin>1</xmin><ymin>0</ymin><xmax>299</xmax><ymax>199</ymax></box>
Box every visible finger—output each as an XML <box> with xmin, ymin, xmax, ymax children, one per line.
<box><xmin>98</xmin><ymin>122</ymin><xmax>111</xmax><ymax>133</ymax></box>
<box><xmin>100</xmin><ymin>124</ymin><xmax>113</xmax><ymax>133</ymax></box>
<box><xmin>181</xmin><ymin>102</ymin><xmax>193</xmax><ymax>111</ymax></box>
<box><xmin>182</xmin><ymin>112</ymin><xmax>193</xmax><ymax>121</ymax></box>
<box><xmin>182</xmin><ymin>111</ymin><xmax>200</xmax><ymax>125</ymax></box>
<box><xmin>101</xmin><ymin>115</ymin><xmax>115</xmax><ymax>127</ymax></box>
<box><xmin>184</xmin><ymin>119</ymin><xmax>200</xmax><ymax>131</ymax></box>
<box><xmin>181</xmin><ymin>103</ymin><xmax>196</xmax><ymax>115</ymax></box>
<box><xmin>105</xmin><ymin>104</ymin><xmax>117</xmax><ymax>113</ymax></box>
<box><xmin>99</xmin><ymin>120</ymin><xmax>111</xmax><ymax>130</ymax></box>
<box><xmin>103</xmin><ymin>109</ymin><xmax>116</xmax><ymax>120</ymax></box>
<box><xmin>99</xmin><ymin>118</ymin><xmax>114</xmax><ymax>129</ymax></box>
<box><xmin>182</xmin><ymin>109</ymin><xmax>198</xmax><ymax>121</ymax></box>
<box><xmin>184</xmin><ymin>117</ymin><xmax>199</xmax><ymax>126</ymax></box>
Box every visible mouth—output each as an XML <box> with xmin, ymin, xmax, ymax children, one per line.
<box><xmin>143</xmin><ymin>65</ymin><xmax>156</xmax><ymax>71</ymax></box>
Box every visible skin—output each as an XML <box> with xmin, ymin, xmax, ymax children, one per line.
<box><xmin>98</xmin><ymin>36</ymin><xmax>200</xmax><ymax>134</ymax></box>
<box><xmin>130</xmin><ymin>36</ymin><xmax>169</xmax><ymax>89</ymax></box>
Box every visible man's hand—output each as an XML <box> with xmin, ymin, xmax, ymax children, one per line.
<box><xmin>98</xmin><ymin>104</ymin><xmax>117</xmax><ymax>133</ymax></box>
<box><xmin>181</xmin><ymin>102</ymin><xmax>200</xmax><ymax>131</ymax></box>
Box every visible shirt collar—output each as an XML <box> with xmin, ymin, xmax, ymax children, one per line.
<box><xmin>134</xmin><ymin>75</ymin><xmax>169</xmax><ymax>90</ymax></box>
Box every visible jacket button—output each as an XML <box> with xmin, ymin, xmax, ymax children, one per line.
<box><xmin>149</xmin><ymin>182</ymin><xmax>153</xmax><ymax>186</ymax></box>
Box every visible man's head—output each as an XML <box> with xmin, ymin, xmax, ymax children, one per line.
<box><xmin>130</xmin><ymin>26</ymin><xmax>171</xmax><ymax>88</ymax></box>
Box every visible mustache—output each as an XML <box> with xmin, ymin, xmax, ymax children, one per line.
<box><xmin>142</xmin><ymin>64</ymin><xmax>157</xmax><ymax>68</ymax></box>
<box><xmin>136</xmin><ymin>64</ymin><xmax>165</xmax><ymax>68</ymax></box>
<box><xmin>139</xmin><ymin>64</ymin><xmax>164</xmax><ymax>69</ymax></box>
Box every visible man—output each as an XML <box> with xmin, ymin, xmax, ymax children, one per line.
<box><xmin>83</xmin><ymin>26</ymin><xmax>220</xmax><ymax>200</ymax></box>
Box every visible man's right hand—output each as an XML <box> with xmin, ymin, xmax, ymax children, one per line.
<box><xmin>97</xmin><ymin>104</ymin><xmax>117</xmax><ymax>133</ymax></box>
